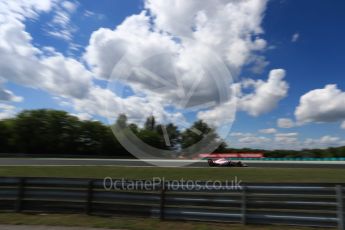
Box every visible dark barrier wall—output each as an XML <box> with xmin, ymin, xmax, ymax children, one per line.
<box><xmin>0</xmin><ymin>177</ymin><xmax>344</xmax><ymax>229</ymax></box>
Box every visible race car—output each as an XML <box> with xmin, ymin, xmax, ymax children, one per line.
<box><xmin>207</xmin><ymin>158</ymin><xmax>248</xmax><ymax>167</ymax></box>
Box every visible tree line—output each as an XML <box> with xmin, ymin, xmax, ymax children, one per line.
<box><xmin>0</xmin><ymin>109</ymin><xmax>344</xmax><ymax>158</ymax></box>
<box><xmin>224</xmin><ymin>147</ymin><xmax>345</xmax><ymax>158</ymax></box>
<box><xmin>0</xmin><ymin>109</ymin><xmax>225</xmax><ymax>156</ymax></box>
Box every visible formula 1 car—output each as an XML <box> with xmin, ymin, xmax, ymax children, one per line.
<box><xmin>207</xmin><ymin>158</ymin><xmax>248</xmax><ymax>167</ymax></box>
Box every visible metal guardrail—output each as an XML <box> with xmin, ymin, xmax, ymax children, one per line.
<box><xmin>0</xmin><ymin>177</ymin><xmax>344</xmax><ymax>229</ymax></box>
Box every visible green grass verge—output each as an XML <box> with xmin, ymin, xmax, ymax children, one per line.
<box><xmin>0</xmin><ymin>166</ymin><xmax>345</xmax><ymax>182</ymax></box>
<box><xmin>0</xmin><ymin>213</ymin><xmax>330</xmax><ymax>230</ymax></box>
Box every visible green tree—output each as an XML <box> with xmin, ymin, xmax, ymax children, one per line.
<box><xmin>116</xmin><ymin>114</ymin><xmax>128</xmax><ymax>129</ymax></box>
<box><xmin>144</xmin><ymin>115</ymin><xmax>156</xmax><ymax>131</ymax></box>
<box><xmin>181</xmin><ymin>120</ymin><xmax>226</xmax><ymax>152</ymax></box>
<box><xmin>100</xmin><ymin>126</ymin><xmax>129</xmax><ymax>156</ymax></box>
<box><xmin>14</xmin><ymin>109</ymin><xmax>81</xmax><ymax>154</ymax></box>
<box><xmin>0</xmin><ymin>119</ymin><xmax>16</xmax><ymax>152</ymax></box>
<box><xmin>78</xmin><ymin>120</ymin><xmax>107</xmax><ymax>154</ymax></box>
<box><xmin>214</xmin><ymin>141</ymin><xmax>228</xmax><ymax>152</ymax></box>
<box><xmin>128</xmin><ymin>123</ymin><xmax>139</xmax><ymax>134</ymax></box>
<box><xmin>182</xmin><ymin>120</ymin><xmax>211</xmax><ymax>148</ymax></box>
<box><xmin>137</xmin><ymin>129</ymin><xmax>166</xmax><ymax>149</ymax></box>
<box><xmin>156</xmin><ymin>123</ymin><xmax>180</xmax><ymax>150</ymax></box>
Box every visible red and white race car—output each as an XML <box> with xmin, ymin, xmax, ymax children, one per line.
<box><xmin>207</xmin><ymin>158</ymin><xmax>248</xmax><ymax>167</ymax></box>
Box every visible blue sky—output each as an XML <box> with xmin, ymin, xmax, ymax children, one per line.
<box><xmin>1</xmin><ymin>0</ymin><xmax>345</xmax><ymax>150</ymax></box>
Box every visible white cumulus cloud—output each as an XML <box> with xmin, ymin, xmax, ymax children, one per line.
<box><xmin>145</xmin><ymin>0</ymin><xmax>268</xmax><ymax>74</ymax></box>
<box><xmin>295</xmin><ymin>84</ymin><xmax>345</xmax><ymax>124</ymax></box>
<box><xmin>277</xmin><ymin>118</ymin><xmax>295</xmax><ymax>128</ymax></box>
<box><xmin>274</xmin><ymin>132</ymin><xmax>299</xmax><ymax>144</ymax></box>
<box><xmin>230</xmin><ymin>131</ymin><xmax>345</xmax><ymax>150</ymax></box>
<box><xmin>0</xmin><ymin>88</ymin><xmax>23</xmax><ymax>103</ymax></box>
<box><xmin>0</xmin><ymin>0</ymin><xmax>290</xmax><ymax>128</ymax></box>
<box><xmin>45</xmin><ymin>1</ymin><xmax>79</xmax><ymax>41</ymax></box>
<box><xmin>304</xmin><ymin>136</ymin><xmax>345</xmax><ymax>148</ymax></box>
<box><xmin>238</xmin><ymin>69</ymin><xmax>289</xmax><ymax>116</ymax></box>
<box><xmin>0</xmin><ymin>1</ymin><xmax>93</xmax><ymax>99</ymax></box>
<box><xmin>259</xmin><ymin>128</ymin><xmax>277</xmax><ymax>134</ymax></box>
<box><xmin>83</xmin><ymin>0</ymin><xmax>272</xmax><ymax>124</ymax></box>
<box><xmin>238</xmin><ymin>135</ymin><xmax>270</xmax><ymax>144</ymax></box>
<box><xmin>0</xmin><ymin>103</ymin><xmax>18</xmax><ymax>120</ymax></box>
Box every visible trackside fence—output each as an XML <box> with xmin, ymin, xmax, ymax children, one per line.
<box><xmin>0</xmin><ymin>177</ymin><xmax>344</xmax><ymax>229</ymax></box>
